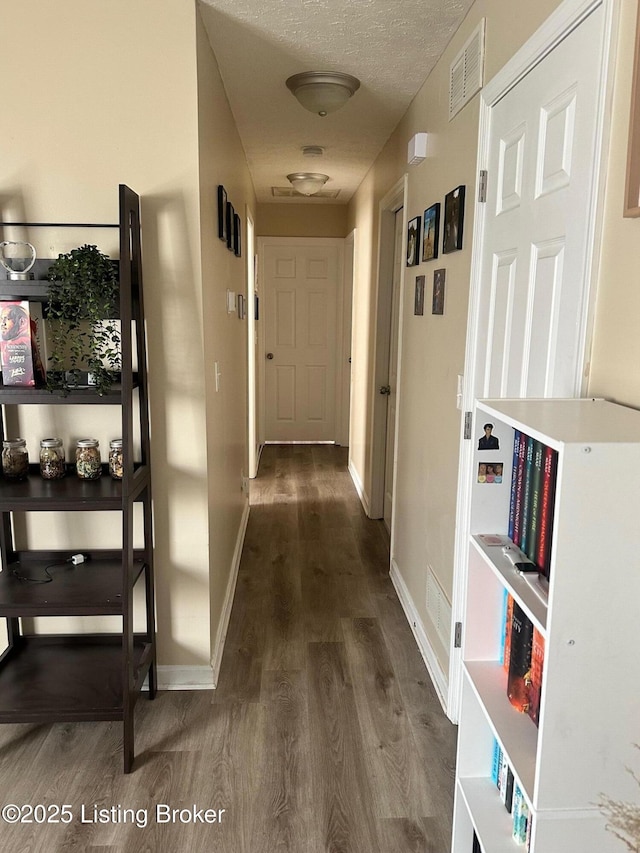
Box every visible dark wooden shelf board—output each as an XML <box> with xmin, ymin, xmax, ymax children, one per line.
<box><xmin>0</xmin><ymin>557</ymin><xmax>147</xmax><ymax>616</ymax></box>
<box><xmin>0</xmin><ymin>465</ymin><xmax>149</xmax><ymax>510</ymax></box>
<box><xmin>0</xmin><ymin>377</ymin><xmax>139</xmax><ymax>405</ymax></box>
<box><xmin>0</xmin><ymin>635</ymin><xmax>151</xmax><ymax>722</ymax></box>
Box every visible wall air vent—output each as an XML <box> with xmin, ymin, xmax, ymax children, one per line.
<box><xmin>449</xmin><ymin>18</ymin><xmax>486</xmax><ymax>120</ymax></box>
<box><xmin>271</xmin><ymin>187</ymin><xmax>341</xmax><ymax>199</ymax></box>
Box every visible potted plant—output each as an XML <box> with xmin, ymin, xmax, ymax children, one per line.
<box><xmin>46</xmin><ymin>244</ymin><xmax>121</xmax><ymax>396</ymax></box>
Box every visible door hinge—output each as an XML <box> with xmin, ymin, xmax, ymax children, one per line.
<box><xmin>454</xmin><ymin>622</ymin><xmax>462</xmax><ymax>648</ymax></box>
<box><xmin>463</xmin><ymin>411</ymin><xmax>473</xmax><ymax>440</ymax></box>
<box><xmin>478</xmin><ymin>169</ymin><xmax>488</xmax><ymax>203</ymax></box>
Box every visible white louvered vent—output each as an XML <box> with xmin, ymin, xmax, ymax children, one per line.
<box><xmin>271</xmin><ymin>187</ymin><xmax>341</xmax><ymax>199</ymax></box>
<box><xmin>426</xmin><ymin>565</ymin><xmax>453</xmax><ymax>649</ymax></box>
<box><xmin>449</xmin><ymin>18</ymin><xmax>486</xmax><ymax>120</ymax></box>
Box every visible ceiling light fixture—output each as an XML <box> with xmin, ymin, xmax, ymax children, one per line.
<box><xmin>286</xmin><ymin>71</ymin><xmax>360</xmax><ymax>117</ymax></box>
<box><xmin>286</xmin><ymin>172</ymin><xmax>330</xmax><ymax>196</ymax></box>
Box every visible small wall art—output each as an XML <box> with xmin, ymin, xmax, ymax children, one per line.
<box><xmin>226</xmin><ymin>202</ymin><xmax>235</xmax><ymax>251</ymax></box>
<box><xmin>217</xmin><ymin>185</ymin><xmax>228</xmax><ymax>242</ymax></box>
<box><xmin>406</xmin><ymin>216</ymin><xmax>421</xmax><ymax>267</ymax></box>
<box><xmin>442</xmin><ymin>185</ymin><xmax>465</xmax><ymax>253</ymax></box>
<box><xmin>414</xmin><ymin>275</ymin><xmax>425</xmax><ymax>315</ymax></box>
<box><xmin>422</xmin><ymin>203</ymin><xmax>440</xmax><ymax>261</ymax></box>
<box><xmin>432</xmin><ymin>268</ymin><xmax>446</xmax><ymax>314</ymax></box>
<box><xmin>234</xmin><ymin>212</ymin><xmax>242</xmax><ymax>257</ymax></box>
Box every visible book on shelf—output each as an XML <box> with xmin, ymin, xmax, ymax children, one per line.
<box><xmin>508</xmin><ymin>430</ymin><xmax>521</xmax><ymax>540</ymax></box>
<box><xmin>512</xmin><ymin>432</ymin><xmax>527</xmax><ymax>546</ymax></box>
<box><xmin>525</xmin><ymin>440</ymin><xmax>544</xmax><ymax>562</ymax></box>
<box><xmin>512</xmin><ymin>785</ymin><xmax>529</xmax><ymax>846</ymax></box>
<box><xmin>536</xmin><ymin>444</ymin><xmax>558</xmax><ymax>581</ymax></box>
<box><xmin>491</xmin><ymin>738</ymin><xmax>502</xmax><ymax>786</ymax></box>
<box><xmin>507</xmin><ymin>601</ymin><xmax>534</xmax><ymax>712</ymax></box>
<box><xmin>527</xmin><ymin>627</ymin><xmax>545</xmax><ymax>727</ymax></box>
<box><xmin>519</xmin><ymin>436</ymin><xmax>535</xmax><ymax>555</ymax></box>
<box><xmin>0</xmin><ymin>300</ymin><xmax>46</xmax><ymax>387</ymax></box>
<box><xmin>502</xmin><ymin>593</ymin><xmax>514</xmax><ymax>672</ymax></box>
<box><xmin>472</xmin><ymin>829</ymin><xmax>482</xmax><ymax>853</ymax></box>
<box><xmin>502</xmin><ymin>765</ymin><xmax>515</xmax><ymax>813</ymax></box>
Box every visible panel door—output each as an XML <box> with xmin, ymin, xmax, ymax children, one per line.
<box><xmin>473</xmin><ymin>5</ymin><xmax>603</xmax><ymax>398</ymax></box>
<box><xmin>263</xmin><ymin>242</ymin><xmax>341</xmax><ymax>442</ymax></box>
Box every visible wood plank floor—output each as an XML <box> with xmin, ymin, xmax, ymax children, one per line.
<box><xmin>0</xmin><ymin>444</ymin><xmax>457</xmax><ymax>853</ymax></box>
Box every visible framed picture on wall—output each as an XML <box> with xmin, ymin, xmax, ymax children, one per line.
<box><xmin>422</xmin><ymin>203</ymin><xmax>440</xmax><ymax>261</ymax></box>
<box><xmin>414</xmin><ymin>275</ymin><xmax>425</xmax><ymax>315</ymax></box>
<box><xmin>217</xmin><ymin>185</ymin><xmax>228</xmax><ymax>242</ymax></box>
<box><xmin>226</xmin><ymin>202</ymin><xmax>235</xmax><ymax>251</ymax></box>
<box><xmin>442</xmin><ymin>185</ymin><xmax>465</xmax><ymax>253</ymax></box>
<box><xmin>406</xmin><ymin>216</ymin><xmax>421</xmax><ymax>266</ymax></box>
<box><xmin>432</xmin><ymin>268</ymin><xmax>446</xmax><ymax>314</ymax></box>
<box><xmin>234</xmin><ymin>212</ymin><xmax>242</xmax><ymax>257</ymax></box>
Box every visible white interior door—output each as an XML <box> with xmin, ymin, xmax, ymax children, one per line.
<box><xmin>383</xmin><ymin>210</ymin><xmax>404</xmax><ymax>532</ymax></box>
<box><xmin>263</xmin><ymin>239</ymin><xmax>343</xmax><ymax>442</ymax></box>
<box><xmin>449</xmin><ymin>0</ymin><xmax>614</xmax><ymax>720</ymax></box>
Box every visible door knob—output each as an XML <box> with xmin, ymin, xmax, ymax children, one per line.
<box><xmin>379</xmin><ymin>385</ymin><xmax>391</xmax><ymax>395</ymax></box>
<box><xmin>266</xmin><ymin>352</ymin><xmax>274</xmax><ymax>360</ymax></box>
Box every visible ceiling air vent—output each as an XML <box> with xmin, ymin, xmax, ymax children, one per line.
<box><xmin>449</xmin><ymin>18</ymin><xmax>486</xmax><ymax>121</ymax></box>
<box><xmin>271</xmin><ymin>187</ymin><xmax>341</xmax><ymax>199</ymax></box>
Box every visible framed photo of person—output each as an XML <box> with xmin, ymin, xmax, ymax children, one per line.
<box><xmin>226</xmin><ymin>202</ymin><xmax>235</xmax><ymax>251</ymax></box>
<box><xmin>442</xmin><ymin>185</ymin><xmax>465</xmax><ymax>253</ymax></box>
<box><xmin>414</xmin><ymin>275</ymin><xmax>425</xmax><ymax>315</ymax></box>
<box><xmin>217</xmin><ymin>185</ymin><xmax>228</xmax><ymax>242</ymax></box>
<box><xmin>422</xmin><ymin>203</ymin><xmax>440</xmax><ymax>261</ymax></box>
<box><xmin>406</xmin><ymin>216</ymin><xmax>421</xmax><ymax>267</ymax></box>
<box><xmin>432</xmin><ymin>268</ymin><xmax>446</xmax><ymax>315</ymax></box>
<box><xmin>233</xmin><ymin>212</ymin><xmax>242</xmax><ymax>257</ymax></box>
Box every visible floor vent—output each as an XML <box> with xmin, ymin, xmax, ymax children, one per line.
<box><xmin>449</xmin><ymin>18</ymin><xmax>486</xmax><ymax>120</ymax></box>
<box><xmin>426</xmin><ymin>565</ymin><xmax>452</xmax><ymax>649</ymax></box>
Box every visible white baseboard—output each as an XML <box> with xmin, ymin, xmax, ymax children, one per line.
<box><xmin>389</xmin><ymin>558</ymin><xmax>448</xmax><ymax>712</ymax></box>
<box><xmin>210</xmin><ymin>498</ymin><xmax>250</xmax><ymax>687</ymax></box>
<box><xmin>155</xmin><ymin>665</ymin><xmax>215</xmax><ymax>690</ymax></box>
<box><xmin>348</xmin><ymin>459</ymin><xmax>370</xmax><ymax>516</ymax></box>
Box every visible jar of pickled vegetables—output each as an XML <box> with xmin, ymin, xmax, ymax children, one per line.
<box><xmin>75</xmin><ymin>438</ymin><xmax>102</xmax><ymax>480</ymax></box>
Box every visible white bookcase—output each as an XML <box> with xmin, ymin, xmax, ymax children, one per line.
<box><xmin>451</xmin><ymin>398</ymin><xmax>640</xmax><ymax>853</ymax></box>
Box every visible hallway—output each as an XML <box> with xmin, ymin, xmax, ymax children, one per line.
<box><xmin>0</xmin><ymin>444</ymin><xmax>456</xmax><ymax>853</ymax></box>
<box><xmin>213</xmin><ymin>443</ymin><xmax>457</xmax><ymax>852</ymax></box>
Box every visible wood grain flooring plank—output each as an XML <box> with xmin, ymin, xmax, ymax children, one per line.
<box><xmin>342</xmin><ymin>617</ymin><xmax>435</xmax><ymax>820</ymax></box>
<box><xmin>380</xmin><ymin>816</ymin><xmax>448</xmax><ymax>853</ymax></box>
<box><xmin>307</xmin><ymin>641</ymin><xmax>382</xmax><ymax>853</ymax></box>
<box><xmin>301</xmin><ymin>543</ymin><xmax>344</xmax><ymax>643</ymax></box>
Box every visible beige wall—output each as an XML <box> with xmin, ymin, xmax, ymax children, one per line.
<box><xmin>195</xmin><ymin>10</ymin><xmax>256</xmax><ymax>662</ymax></box>
<box><xmin>256</xmin><ymin>203</ymin><xmax>348</xmax><ymax>237</ymax></box>
<box><xmin>347</xmin><ymin>0</ymin><xmax>566</xmax><ymax>673</ymax></box>
<box><xmin>1</xmin><ymin>0</ymin><xmax>252</xmax><ymax>673</ymax></box>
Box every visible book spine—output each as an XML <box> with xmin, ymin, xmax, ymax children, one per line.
<box><xmin>499</xmin><ymin>751</ymin><xmax>509</xmax><ymax>798</ymax></box>
<box><xmin>527</xmin><ymin>627</ymin><xmax>545</xmax><ymax>727</ymax></box>
<box><xmin>502</xmin><ymin>594</ymin><xmax>514</xmax><ymax>674</ymax></box>
<box><xmin>512</xmin><ymin>432</ymin><xmax>527</xmax><ymax>546</ymax></box>
<box><xmin>504</xmin><ymin>766</ymin><xmax>515</xmax><ymax>813</ymax></box>
<box><xmin>472</xmin><ymin>830</ymin><xmax>482</xmax><ymax>853</ymax></box>
<box><xmin>491</xmin><ymin>738</ymin><xmax>502</xmax><ymax>786</ymax></box>
<box><xmin>512</xmin><ymin>785</ymin><xmax>529</xmax><ymax>845</ymax></box>
<box><xmin>520</xmin><ymin>436</ymin><xmax>535</xmax><ymax>554</ymax></box>
<box><xmin>536</xmin><ymin>445</ymin><xmax>558</xmax><ymax>580</ymax></box>
<box><xmin>526</xmin><ymin>440</ymin><xmax>544</xmax><ymax>563</ymax></box>
<box><xmin>508</xmin><ymin>430</ymin><xmax>521</xmax><ymax>540</ymax></box>
<box><xmin>507</xmin><ymin>601</ymin><xmax>534</xmax><ymax>712</ymax></box>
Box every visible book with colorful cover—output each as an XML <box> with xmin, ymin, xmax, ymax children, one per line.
<box><xmin>507</xmin><ymin>601</ymin><xmax>534</xmax><ymax>712</ymax></box>
<box><xmin>0</xmin><ymin>300</ymin><xmax>46</xmax><ymax>387</ymax></box>
<box><xmin>527</xmin><ymin>627</ymin><xmax>545</xmax><ymax>727</ymax></box>
<box><xmin>536</xmin><ymin>445</ymin><xmax>558</xmax><ymax>581</ymax></box>
<box><xmin>491</xmin><ymin>738</ymin><xmax>503</xmax><ymax>786</ymax></box>
<box><xmin>525</xmin><ymin>440</ymin><xmax>544</xmax><ymax>564</ymax></box>
<box><xmin>512</xmin><ymin>432</ymin><xmax>527</xmax><ymax>546</ymax></box>
<box><xmin>508</xmin><ymin>429</ymin><xmax>521</xmax><ymax>540</ymax></box>
<box><xmin>512</xmin><ymin>785</ymin><xmax>529</xmax><ymax>845</ymax></box>
<box><xmin>520</xmin><ymin>436</ymin><xmax>535</xmax><ymax>555</ymax></box>
<box><xmin>503</xmin><ymin>593</ymin><xmax>514</xmax><ymax>673</ymax></box>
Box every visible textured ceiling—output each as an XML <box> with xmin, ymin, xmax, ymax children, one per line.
<box><xmin>198</xmin><ymin>0</ymin><xmax>475</xmax><ymax>204</ymax></box>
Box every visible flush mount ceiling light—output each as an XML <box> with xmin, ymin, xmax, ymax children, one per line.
<box><xmin>286</xmin><ymin>172</ymin><xmax>330</xmax><ymax>196</ymax></box>
<box><xmin>286</xmin><ymin>71</ymin><xmax>360</xmax><ymax>117</ymax></box>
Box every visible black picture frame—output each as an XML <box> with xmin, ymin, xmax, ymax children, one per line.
<box><xmin>226</xmin><ymin>202</ymin><xmax>234</xmax><ymax>251</ymax></box>
<box><xmin>432</xmin><ymin>268</ymin><xmax>446</xmax><ymax>314</ymax></box>
<box><xmin>442</xmin><ymin>185</ymin><xmax>465</xmax><ymax>254</ymax></box>
<box><xmin>217</xmin><ymin>185</ymin><xmax>227</xmax><ymax>242</ymax></box>
<box><xmin>406</xmin><ymin>216</ymin><xmax>421</xmax><ymax>267</ymax></box>
<box><xmin>233</xmin><ymin>212</ymin><xmax>241</xmax><ymax>257</ymax></box>
<box><xmin>414</xmin><ymin>275</ymin><xmax>425</xmax><ymax>316</ymax></box>
<box><xmin>422</xmin><ymin>203</ymin><xmax>440</xmax><ymax>262</ymax></box>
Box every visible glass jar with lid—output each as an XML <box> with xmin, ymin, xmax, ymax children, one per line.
<box><xmin>2</xmin><ymin>438</ymin><xmax>29</xmax><ymax>481</ymax></box>
<box><xmin>109</xmin><ymin>439</ymin><xmax>123</xmax><ymax>479</ymax></box>
<box><xmin>75</xmin><ymin>438</ymin><xmax>102</xmax><ymax>480</ymax></box>
<box><xmin>39</xmin><ymin>437</ymin><xmax>66</xmax><ymax>480</ymax></box>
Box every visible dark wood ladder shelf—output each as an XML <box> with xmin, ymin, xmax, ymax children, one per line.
<box><xmin>0</xmin><ymin>186</ymin><xmax>156</xmax><ymax>772</ymax></box>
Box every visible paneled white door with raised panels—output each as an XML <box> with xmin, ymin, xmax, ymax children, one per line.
<box><xmin>263</xmin><ymin>239</ymin><xmax>343</xmax><ymax>442</ymax></box>
<box><xmin>473</xmin><ymin>4</ymin><xmax>603</xmax><ymax>399</ymax></box>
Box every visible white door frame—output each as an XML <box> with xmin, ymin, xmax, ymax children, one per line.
<box><xmin>246</xmin><ymin>210</ymin><xmax>258</xmax><ymax>478</ymax></box>
<box><xmin>447</xmin><ymin>0</ymin><xmax>619</xmax><ymax>722</ymax></box>
<box><xmin>337</xmin><ymin>230</ymin><xmax>355</xmax><ymax>447</ymax></box>
<box><xmin>257</xmin><ymin>236</ymin><xmax>346</xmax><ymax>444</ymax></box>
<box><xmin>369</xmin><ymin>176</ymin><xmax>408</xmax><ymax>522</ymax></box>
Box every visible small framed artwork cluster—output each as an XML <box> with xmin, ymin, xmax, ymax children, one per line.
<box><xmin>408</xmin><ymin>183</ymin><xmax>465</xmax><ymax>316</ymax></box>
<box><xmin>217</xmin><ymin>185</ymin><xmax>242</xmax><ymax>257</ymax></box>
